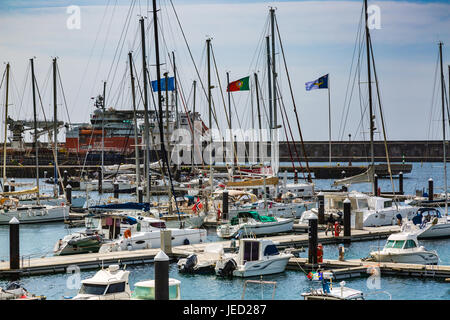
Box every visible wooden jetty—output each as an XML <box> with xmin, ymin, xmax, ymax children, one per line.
<box><xmin>0</xmin><ymin>226</ymin><xmax>401</xmax><ymax>278</ymax></box>
<box><xmin>286</xmin><ymin>257</ymin><xmax>450</xmax><ymax>280</ymax></box>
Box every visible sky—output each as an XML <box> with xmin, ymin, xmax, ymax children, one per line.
<box><xmin>0</xmin><ymin>0</ymin><xmax>449</xmax><ymax>143</ymax></box>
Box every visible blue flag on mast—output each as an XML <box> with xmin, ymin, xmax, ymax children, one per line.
<box><xmin>305</xmin><ymin>74</ymin><xmax>328</xmax><ymax>91</ymax></box>
<box><xmin>151</xmin><ymin>77</ymin><xmax>175</xmax><ymax>92</ymax></box>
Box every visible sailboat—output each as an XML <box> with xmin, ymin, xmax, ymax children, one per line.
<box><xmin>0</xmin><ymin>60</ymin><xmax>69</xmax><ymax>224</ymax></box>
<box><xmin>400</xmin><ymin>42</ymin><xmax>450</xmax><ymax>238</ymax></box>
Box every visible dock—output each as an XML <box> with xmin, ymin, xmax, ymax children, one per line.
<box><xmin>286</xmin><ymin>257</ymin><xmax>450</xmax><ymax>280</ymax></box>
<box><xmin>0</xmin><ymin>226</ymin><xmax>401</xmax><ymax>278</ymax></box>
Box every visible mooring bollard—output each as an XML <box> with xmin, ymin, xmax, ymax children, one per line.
<box><xmin>113</xmin><ymin>181</ymin><xmax>119</xmax><ymax>199</ymax></box>
<box><xmin>161</xmin><ymin>229</ymin><xmax>172</xmax><ymax>254</ymax></box>
<box><xmin>222</xmin><ymin>189</ymin><xmax>229</xmax><ymax>221</ymax></box>
<box><xmin>399</xmin><ymin>172</ymin><xmax>404</xmax><ymax>195</ymax></box>
<box><xmin>343</xmin><ymin>198</ymin><xmax>351</xmax><ymax>244</ymax></box>
<box><xmin>341</xmin><ymin>170</ymin><xmax>346</xmax><ymax>178</ymax></box>
<box><xmin>317</xmin><ymin>192</ymin><xmax>325</xmax><ymax>225</ymax></box>
<box><xmin>58</xmin><ymin>177</ymin><xmax>64</xmax><ymax>195</ymax></box>
<box><xmin>66</xmin><ymin>184</ymin><xmax>72</xmax><ymax>205</ymax></box>
<box><xmin>10</xmin><ymin>178</ymin><xmax>15</xmax><ymax>192</ymax></box>
<box><xmin>373</xmin><ymin>174</ymin><xmax>378</xmax><ymax>196</ymax></box>
<box><xmin>154</xmin><ymin>250</ymin><xmax>169</xmax><ymax>300</ymax></box>
<box><xmin>9</xmin><ymin>217</ymin><xmax>20</xmax><ymax>270</ymax></box>
<box><xmin>428</xmin><ymin>178</ymin><xmax>434</xmax><ymax>201</ymax></box>
<box><xmin>3</xmin><ymin>182</ymin><xmax>9</xmax><ymax>193</ymax></box>
<box><xmin>138</xmin><ymin>186</ymin><xmax>143</xmax><ymax>203</ymax></box>
<box><xmin>294</xmin><ymin>169</ymin><xmax>298</xmax><ymax>184</ymax></box>
<box><xmin>355</xmin><ymin>211</ymin><xmax>364</xmax><ymax>230</ymax></box>
<box><xmin>98</xmin><ymin>167</ymin><xmax>103</xmax><ymax>194</ymax></box>
<box><xmin>63</xmin><ymin>170</ymin><xmax>68</xmax><ymax>187</ymax></box>
<box><xmin>308</xmin><ymin>213</ymin><xmax>318</xmax><ymax>265</ymax></box>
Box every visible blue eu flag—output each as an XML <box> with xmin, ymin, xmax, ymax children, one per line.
<box><xmin>305</xmin><ymin>74</ymin><xmax>328</xmax><ymax>91</ymax></box>
<box><xmin>151</xmin><ymin>77</ymin><xmax>175</xmax><ymax>92</ymax></box>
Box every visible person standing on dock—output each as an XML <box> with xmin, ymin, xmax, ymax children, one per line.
<box><xmin>325</xmin><ymin>214</ymin><xmax>335</xmax><ymax>236</ymax></box>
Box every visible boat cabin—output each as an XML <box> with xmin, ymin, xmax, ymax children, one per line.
<box><xmin>238</xmin><ymin>239</ymin><xmax>280</xmax><ymax>264</ymax></box>
<box><xmin>131</xmin><ymin>279</ymin><xmax>181</xmax><ymax>300</ymax></box>
<box><xmin>74</xmin><ymin>265</ymin><xmax>130</xmax><ymax>300</ymax></box>
<box><xmin>383</xmin><ymin>233</ymin><xmax>419</xmax><ymax>251</ymax></box>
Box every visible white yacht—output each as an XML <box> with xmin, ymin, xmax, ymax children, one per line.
<box><xmin>299</xmin><ymin>191</ymin><xmax>416</xmax><ymax>227</ymax></box>
<box><xmin>216</xmin><ymin>211</ymin><xmax>294</xmax><ymax>239</ymax></box>
<box><xmin>215</xmin><ymin>238</ymin><xmax>293</xmax><ymax>278</ymax></box>
<box><xmin>72</xmin><ymin>265</ymin><xmax>131</xmax><ymax>300</ymax></box>
<box><xmin>401</xmin><ymin>208</ymin><xmax>450</xmax><ymax>239</ymax></box>
<box><xmin>99</xmin><ymin>216</ymin><xmax>206</xmax><ymax>252</ymax></box>
<box><xmin>368</xmin><ymin>232</ymin><xmax>439</xmax><ymax>265</ymax></box>
<box><xmin>0</xmin><ymin>197</ymin><xmax>69</xmax><ymax>224</ymax></box>
<box><xmin>231</xmin><ymin>200</ymin><xmax>314</xmax><ymax>220</ymax></box>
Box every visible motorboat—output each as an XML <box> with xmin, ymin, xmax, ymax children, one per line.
<box><xmin>0</xmin><ymin>282</ymin><xmax>46</xmax><ymax>300</ymax></box>
<box><xmin>302</xmin><ymin>279</ymin><xmax>364</xmax><ymax>300</ymax></box>
<box><xmin>72</xmin><ymin>265</ymin><xmax>131</xmax><ymax>300</ymax></box>
<box><xmin>0</xmin><ymin>196</ymin><xmax>69</xmax><ymax>225</ymax></box>
<box><xmin>131</xmin><ymin>279</ymin><xmax>181</xmax><ymax>300</ymax></box>
<box><xmin>98</xmin><ymin>216</ymin><xmax>206</xmax><ymax>252</ymax></box>
<box><xmin>215</xmin><ymin>238</ymin><xmax>293</xmax><ymax>278</ymax></box>
<box><xmin>216</xmin><ymin>211</ymin><xmax>294</xmax><ymax>239</ymax></box>
<box><xmin>54</xmin><ymin>213</ymin><xmax>139</xmax><ymax>256</ymax></box>
<box><xmin>401</xmin><ymin>207</ymin><xmax>450</xmax><ymax>239</ymax></box>
<box><xmin>299</xmin><ymin>191</ymin><xmax>416</xmax><ymax>227</ymax></box>
<box><xmin>232</xmin><ymin>199</ymin><xmax>315</xmax><ymax>219</ymax></box>
<box><xmin>368</xmin><ymin>232</ymin><xmax>439</xmax><ymax>265</ymax></box>
<box><xmin>177</xmin><ymin>243</ymin><xmax>224</xmax><ymax>275</ymax></box>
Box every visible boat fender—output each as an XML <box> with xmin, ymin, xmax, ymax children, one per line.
<box><xmin>184</xmin><ymin>238</ymin><xmax>190</xmax><ymax>245</ymax></box>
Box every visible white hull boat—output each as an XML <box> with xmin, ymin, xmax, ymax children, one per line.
<box><xmin>401</xmin><ymin>208</ymin><xmax>450</xmax><ymax>239</ymax></box>
<box><xmin>215</xmin><ymin>239</ymin><xmax>293</xmax><ymax>278</ymax></box>
<box><xmin>0</xmin><ymin>203</ymin><xmax>69</xmax><ymax>224</ymax></box>
<box><xmin>368</xmin><ymin>232</ymin><xmax>439</xmax><ymax>265</ymax></box>
<box><xmin>217</xmin><ymin>211</ymin><xmax>293</xmax><ymax>238</ymax></box>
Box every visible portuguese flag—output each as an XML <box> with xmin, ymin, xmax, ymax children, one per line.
<box><xmin>227</xmin><ymin>76</ymin><xmax>250</xmax><ymax>92</ymax></box>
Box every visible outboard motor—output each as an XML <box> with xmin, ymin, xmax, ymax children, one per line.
<box><xmin>178</xmin><ymin>254</ymin><xmax>198</xmax><ymax>274</ymax></box>
<box><xmin>217</xmin><ymin>258</ymin><xmax>237</xmax><ymax>278</ymax></box>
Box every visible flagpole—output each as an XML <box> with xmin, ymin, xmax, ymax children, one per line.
<box><xmin>328</xmin><ymin>74</ymin><xmax>331</xmax><ymax>167</ymax></box>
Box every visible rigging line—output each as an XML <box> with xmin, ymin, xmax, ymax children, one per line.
<box><xmin>340</xmin><ymin>21</ymin><xmax>365</xmax><ymax>142</ymax></box>
<box><xmin>276</xmin><ymin>79</ymin><xmax>306</xmax><ymax>178</ymax></box>
<box><xmin>106</xmin><ymin>0</ymin><xmax>137</xmax><ymax>100</ymax></box>
<box><xmin>427</xmin><ymin>52</ymin><xmax>440</xmax><ymax>144</ymax></box>
<box><xmin>168</xmin><ymin>0</ymin><xmax>211</xmax><ymax>105</ymax></box>
<box><xmin>91</xmin><ymin>0</ymin><xmax>118</xmax><ymax>98</ymax></box>
<box><xmin>274</xmin><ymin>15</ymin><xmax>311</xmax><ymax>180</ymax></box>
<box><xmin>338</xmin><ymin>3</ymin><xmax>364</xmax><ymax>140</ymax></box>
<box><xmin>278</xmin><ymin>87</ymin><xmax>295</xmax><ymax>172</ymax></box>
<box><xmin>73</xmin><ymin>0</ymin><xmax>112</xmax><ymax>110</ymax></box>
<box><xmin>210</xmin><ymin>46</ymin><xmax>242</xmax><ymax>178</ymax></box>
<box><xmin>369</xmin><ymin>36</ymin><xmax>398</xmax><ymax>208</ymax></box>
<box><xmin>247</xmin><ymin>15</ymin><xmax>270</xmax><ymax>75</ymax></box>
<box><xmin>57</xmin><ymin>63</ymin><xmax>81</xmax><ymax>166</ymax></box>
<box><xmin>17</xmin><ymin>63</ymin><xmax>31</xmax><ymax>119</ymax></box>
<box><xmin>33</xmin><ymin>70</ymin><xmax>65</xmax><ymax>193</ymax></box>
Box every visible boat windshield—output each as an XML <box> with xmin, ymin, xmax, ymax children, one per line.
<box><xmin>79</xmin><ymin>283</ymin><xmax>107</xmax><ymax>295</ymax></box>
<box><xmin>404</xmin><ymin>240</ymin><xmax>417</xmax><ymax>249</ymax></box>
<box><xmin>357</xmin><ymin>199</ymin><xmax>369</xmax><ymax>209</ymax></box>
<box><xmin>385</xmin><ymin>240</ymin><xmax>405</xmax><ymax>249</ymax></box>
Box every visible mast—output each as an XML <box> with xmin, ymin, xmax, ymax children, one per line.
<box><xmin>101</xmin><ymin>81</ymin><xmax>106</xmax><ymax>189</ymax></box>
<box><xmin>191</xmin><ymin>80</ymin><xmax>196</xmax><ymax>172</ymax></box>
<box><xmin>3</xmin><ymin>63</ymin><xmax>9</xmax><ymax>189</ymax></box>
<box><xmin>172</xmin><ymin>52</ymin><xmax>178</xmax><ymax>129</ymax></box>
<box><xmin>30</xmin><ymin>58</ymin><xmax>40</xmax><ymax>204</ymax></box>
<box><xmin>164</xmin><ymin>72</ymin><xmax>173</xmax><ymax>215</ymax></box>
<box><xmin>266</xmin><ymin>36</ymin><xmax>273</xmax><ymax>141</ymax></box>
<box><xmin>439</xmin><ymin>42</ymin><xmax>447</xmax><ymax>215</ymax></box>
<box><xmin>52</xmin><ymin>58</ymin><xmax>58</xmax><ymax>198</ymax></box>
<box><xmin>226</xmin><ymin>72</ymin><xmax>235</xmax><ymax>169</ymax></box>
<box><xmin>140</xmin><ymin>17</ymin><xmax>151</xmax><ymax>202</ymax></box>
<box><xmin>207</xmin><ymin>38</ymin><xmax>213</xmax><ymax>196</ymax></box>
<box><xmin>270</xmin><ymin>8</ymin><xmax>277</xmax><ymax>137</ymax></box>
<box><xmin>128</xmin><ymin>52</ymin><xmax>141</xmax><ymax>189</ymax></box>
<box><xmin>364</xmin><ymin>0</ymin><xmax>376</xmax><ymax>194</ymax></box>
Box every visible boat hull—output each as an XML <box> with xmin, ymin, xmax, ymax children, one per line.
<box><xmin>233</xmin><ymin>256</ymin><xmax>291</xmax><ymax>277</ymax></box>
<box><xmin>370</xmin><ymin>251</ymin><xmax>439</xmax><ymax>265</ymax></box>
<box><xmin>217</xmin><ymin>218</ymin><xmax>294</xmax><ymax>238</ymax></box>
<box><xmin>0</xmin><ymin>206</ymin><xmax>69</xmax><ymax>224</ymax></box>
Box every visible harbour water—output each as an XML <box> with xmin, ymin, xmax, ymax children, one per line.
<box><xmin>0</xmin><ymin>162</ymin><xmax>449</xmax><ymax>300</ymax></box>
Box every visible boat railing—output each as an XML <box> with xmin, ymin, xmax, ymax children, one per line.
<box><xmin>241</xmin><ymin>279</ymin><xmax>277</xmax><ymax>300</ymax></box>
<box><xmin>20</xmin><ymin>251</ymin><xmax>52</xmax><ymax>268</ymax></box>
